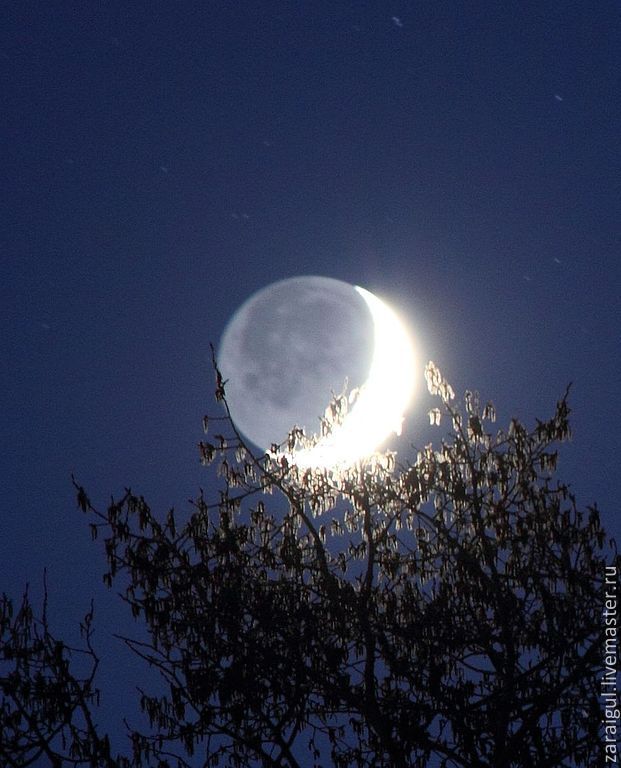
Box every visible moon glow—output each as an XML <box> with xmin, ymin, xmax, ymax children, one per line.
<box><xmin>219</xmin><ymin>276</ymin><xmax>416</xmax><ymax>469</ymax></box>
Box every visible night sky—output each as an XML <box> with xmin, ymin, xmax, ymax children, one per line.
<box><xmin>2</xmin><ymin>1</ymin><xmax>620</xmax><ymax>762</ymax></box>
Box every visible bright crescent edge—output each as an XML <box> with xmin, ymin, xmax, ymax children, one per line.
<box><xmin>290</xmin><ymin>286</ymin><xmax>416</xmax><ymax>469</ymax></box>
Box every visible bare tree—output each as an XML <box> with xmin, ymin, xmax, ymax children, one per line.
<box><xmin>2</xmin><ymin>360</ymin><xmax>615</xmax><ymax>767</ymax></box>
<box><xmin>0</xmin><ymin>583</ymin><xmax>119</xmax><ymax>767</ymax></box>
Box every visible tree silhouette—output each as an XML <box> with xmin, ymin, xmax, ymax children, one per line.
<box><xmin>1</xmin><ymin>360</ymin><xmax>616</xmax><ymax>767</ymax></box>
<box><xmin>0</xmin><ymin>584</ymin><xmax>114</xmax><ymax>767</ymax></box>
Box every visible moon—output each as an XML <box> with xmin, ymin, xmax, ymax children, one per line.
<box><xmin>218</xmin><ymin>276</ymin><xmax>416</xmax><ymax>469</ymax></box>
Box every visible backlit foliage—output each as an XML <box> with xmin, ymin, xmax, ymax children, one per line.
<box><xmin>1</xmin><ymin>359</ymin><xmax>616</xmax><ymax>767</ymax></box>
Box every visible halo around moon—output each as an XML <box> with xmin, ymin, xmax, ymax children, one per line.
<box><xmin>218</xmin><ymin>276</ymin><xmax>417</xmax><ymax>469</ymax></box>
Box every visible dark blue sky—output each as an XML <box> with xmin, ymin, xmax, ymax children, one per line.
<box><xmin>2</xmin><ymin>1</ymin><xmax>620</xmax><ymax>761</ymax></box>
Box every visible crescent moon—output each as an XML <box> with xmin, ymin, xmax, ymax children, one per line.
<box><xmin>293</xmin><ymin>285</ymin><xmax>416</xmax><ymax>469</ymax></box>
<box><xmin>218</xmin><ymin>277</ymin><xmax>417</xmax><ymax>470</ymax></box>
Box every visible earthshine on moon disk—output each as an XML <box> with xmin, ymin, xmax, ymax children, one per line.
<box><xmin>219</xmin><ymin>276</ymin><xmax>416</xmax><ymax>469</ymax></box>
